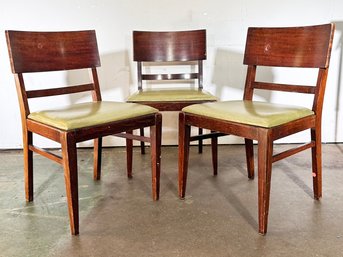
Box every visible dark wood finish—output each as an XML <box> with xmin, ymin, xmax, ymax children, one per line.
<box><xmin>133</xmin><ymin>30</ymin><xmax>206</xmax><ymax>61</ymax></box>
<box><xmin>245</xmin><ymin>138</ymin><xmax>254</xmax><ymax>179</ymax></box>
<box><xmin>133</xmin><ymin>100</ymin><xmax>215</xmax><ymax>112</ymax></box>
<box><xmin>126</xmin><ymin>131</ymin><xmax>133</xmax><ymax>179</ymax></box>
<box><xmin>29</xmin><ymin>145</ymin><xmax>63</xmax><ymax>164</ymax></box>
<box><xmin>61</xmin><ymin>132</ymin><xmax>79</xmax><ymax>235</ymax></box>
<box><xmin>150</xmin><ymin>113</ymin><xmax>162</xmax><ymax>200</ymax></box>
<box><xmin>24</xmin><ymin>131</ymin><xmax>33</xmax><ymax>202</ymax></box>
<box><xmin>243</xmin><ymin>24</ymin><xmax>333</xmax><ymax>68</ymax></box>
<box><xmin>6</xmin><ymin>30</ymin><xmax>162</xmax><ymax>235</ymax></box>
<box><xmin>6</xmin><ymin>30</ymin><xmax>100</xmax><ymax>73</ymax></box>
<box><xmin>129</xmin><ymin>30</ymin><xmax>216</xmax><ymax>153</ymax></box>
<box><xmin>26</xmin><ymin>83</ymin><xmax>95</xmax><ymax>98</ymax></box>
<box><xmin>178</xmin><ymin>112</ymin><xmax>191</xmax><ymax>198</ymax></box>
<box><xmin>253</xmin><ymin>82</ymin><xmax>316</xmax><ymax>94</ymax></box>
<box><xmin>211</xmin><ymin>131</ymin><xmax>218</xmax><ymax>175</ymax></box>
<box><xmin>178</xmin><ymin>23</ymin><xmax>335</xmax><ymax>234</ymax></box>
<box><xmin>272</xmin><ymin>142</ymin><xmax>315</xmax><ymax>163</ymax></box>
<box><xmin>93</xmin><ymin>138</ymin><xmax>102</xmax><ymax>180</ymax></box>
<box><xmin>142</xmin><ymin>73</ymin><xmax>200</xmax><ymax>80</ymax></box>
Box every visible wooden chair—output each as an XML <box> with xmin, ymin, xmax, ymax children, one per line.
<box><xmin>127</xmin><ymin>30</ymin><xmax>217</xmax><ymax>154</ymax></box>
<box><xmin>178</xmin><ymin>23</ymin><xmax>335</xmax><ymax>234</ymax></box>
<box><xmin>6</xmin><ymin>30</ymin><xmax>162</xmax><ymax>235</ymax></box>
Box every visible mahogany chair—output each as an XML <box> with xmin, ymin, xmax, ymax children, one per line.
<box><xmin>178</xmin><ymin>23</ymin><xmax>335</xmax><ymax>234</ymax></box>
<box><xmin>127</xmin><ymin>30</ymin><xmax>217</xmax><ymax>154</ymax></box>
<box><xmin>6</xmin><ymin>30</ymin><xmax>162</xmax><ymax>235</ymax></box>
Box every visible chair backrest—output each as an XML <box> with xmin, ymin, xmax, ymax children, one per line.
<box><xmin>133</xmin><ymin>29</ymin><xmax>206</xmax><ymax>90</ymax></box>
<box><xmin>242</xmin><ymin>23</ymin><xmax>335</xmax><ymax>115</ymax></box>
<box><xmin>6</xmin><ymin>30</ymin><xmax>102</xmax><ymax>119</ymax></box>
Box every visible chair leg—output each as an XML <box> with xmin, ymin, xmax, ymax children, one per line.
<box><xmin>93</xmin><ymin>137</ymin><xmax>102</xmax><ymax>180</ymax></box>
<box><xmin>211</xmin><ymin>131</ymin><xmax>218</xmax><ymax>176</ymax></box>
<box><xmin>24</xmin><ymin>130</ymin><xmax>33</xmax><ymax>202</ymax></box>
<box><xmin>245</xmin><ymin>138</ymin><xmax>255</xmax><ymax>179</ymax></box>
<box><xmin>257</xmin><ymin>130</ymin><xmax>273</xmax><ymax>235</ymax></box>
<box><xmin>178</xmin><ymin>112</ymin><xmax>191</xmax><ymax>199</ymax></box>
<box><xmin>198</xmin><ymin>127</ymin><xmax>203</xmax><ymax>153</ymax></box>
<box><xmin>61</xmin><ymin>132</ymin><xmax>79</xmax><ymax>235</ymax></box>
<box><xmin>311</xmin><ymin>127</ymin><xmax>322</xmax><ymax>199</ymax></box>
<box><xmin>150</xmin><ymin>114</ymin><xmax>162</xmax><ymax>201</ymax></box>
<box><xmin>126</xmin><ymin>131</ymin><xmax>133</xmax><ymax>179</ymax></box>
<box><xmin>140</xmin><ymin>128</ymin><xmax>146</xmax><ymax>155</ymax></box>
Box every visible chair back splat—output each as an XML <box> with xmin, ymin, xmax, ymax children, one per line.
<box><xmin>133</xmin><ymin>30</ymin><xmax>206</xmax><ymax>90</ymax></box>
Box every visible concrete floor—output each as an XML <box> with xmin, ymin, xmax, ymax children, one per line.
<box><xmin>0</xmin><ymin>144</ymin><xmax>343</xmax><ymax>257</ymax></box>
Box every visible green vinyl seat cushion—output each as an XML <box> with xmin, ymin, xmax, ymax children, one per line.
<box><xmin>127</xmin><ymin>88</ymin><xmax>217</xmax><ymax>102</ymax></box>
<box><xmin>182</xmin><ymin>100</ymin><xmax>314</xmax><ymax>128</ymax></box>
<box><xmin>28</xmin><ymin>101</ymin><xmax>158</xmax><ymax>130</ymax></box>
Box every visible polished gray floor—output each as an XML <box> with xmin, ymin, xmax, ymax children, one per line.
<box><xmin>1</xmin><ymin>144</ymin><xmax>343</xmax><ymax>257</ymax></box>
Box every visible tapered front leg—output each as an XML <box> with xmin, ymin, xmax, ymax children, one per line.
<box><xmin>311</xmin><ymin>127</ymin><xmax>322</xmax><ymax>199</ymax></box>
<box><xmin>93</xmin><ymin>137</ymin><xmax>102</xmax><ymax>180</ymax></box>
<box><xmin>245</xmin><ymin>138</ymin><xmax>255</xmax><ymax>179</ymax></box>
<box><xmin>150</xmin><ymin>114</ymin><xmax>162</xmax><ymax>201</ymax></box>
<box><xmin>257</xmin><ymin>129</ymin><xmax>273</xmax><ymax>235</ymax></box>
<box><xmin>61</xmin><ymin>132</ymin><xmax>79</xmax><ymax>235</ymax></box>
<box><xmin>178</xmin><ymin>112</ymin><xmax>191</xmax><ymax>199</ymax></box>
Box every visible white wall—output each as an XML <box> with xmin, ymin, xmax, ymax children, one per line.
<box><xmin>1</xmin><ymin>0</ymin><xmax>343</xmax><ymax>149</ymax></box>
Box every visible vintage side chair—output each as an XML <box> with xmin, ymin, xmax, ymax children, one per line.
<box><xmin>6</xmin><ymin>30</ymin><xmax>162</xmax><ymax>235</ymax></box>
<box><xmin>178</xmin><ymin>23</ymin><xmax>335</xmax><ymax>234</ymax></box>
<box><xmin>127</xmin><ymin>30</ymin><xmax>217</xmax><ymax>153</ymax></box>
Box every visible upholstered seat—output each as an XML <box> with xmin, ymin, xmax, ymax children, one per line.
<box><xmin>182</xmin><ymin>100</ymin><xmax>314</xmax><ymax>128</ymax></box>
<box><xmin>127</xmin><ymin>88</ymin><xmax>217</xmax><ymax>103</ymax></box>
<box><xmin>29</xmin><ymin>101</ymin><xmax>158</xmax><ymax>130</ymax></box>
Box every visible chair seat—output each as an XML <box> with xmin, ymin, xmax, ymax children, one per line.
<box><xmin>182</xmin><ymin>100</ymin><xmax>314</xmax><ymax>128</ymax></box>
<box><xmin>127</xmin><ymin>88</ymin><xmax>217</xmax><ymax>102</ymax></box>
<box><xmin>28</xmin><ymin>101</ymin><xmax>158</xmax><ymax>130</ymax></box>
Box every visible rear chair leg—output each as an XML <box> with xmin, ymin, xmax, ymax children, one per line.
<box><xmin>93</xmin><ymin>137</ymin><xmax>102</xmax><ymax>180</ymax></box>
<box><xmin>24</xmin><ymin>131</ymin><xmax>33</xmax><ymax>202</ymax></box>
<box><xmin>198</xmin><ymin>127</ymin><xmax>203</xmax><ymax>153</ymax></box>
<box><xmin>178</xmin><ymin>112</ymin><xmax>191</xmax><ymax>199</ymax></box>
<box><xmin>126</xmin><ymin>131</ymin><xmax>133</xmax><ymax>179</ymax></box>
<box><xmin>140</xmin><ymin>128</ymin><xmax>145</xmax><ymax>154</ymax></box>
<box><xmin>245</xmin><ymin>138</ymin><xmax>255</xmax><ymax>179</ymax></box>
<box><xmin>150</xmin><ymin>114</ymin><xmax>162</xmax><ymax>201</ymax></box>
<box><xmin>311</xmin><ymin>128</ymin><xmax>322</xmax><ymax>199</ymax></box>
<box><xmin>211</xmin><ymin>131</ymin><xmax>218</xmax><ymax>176</ymax></box>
